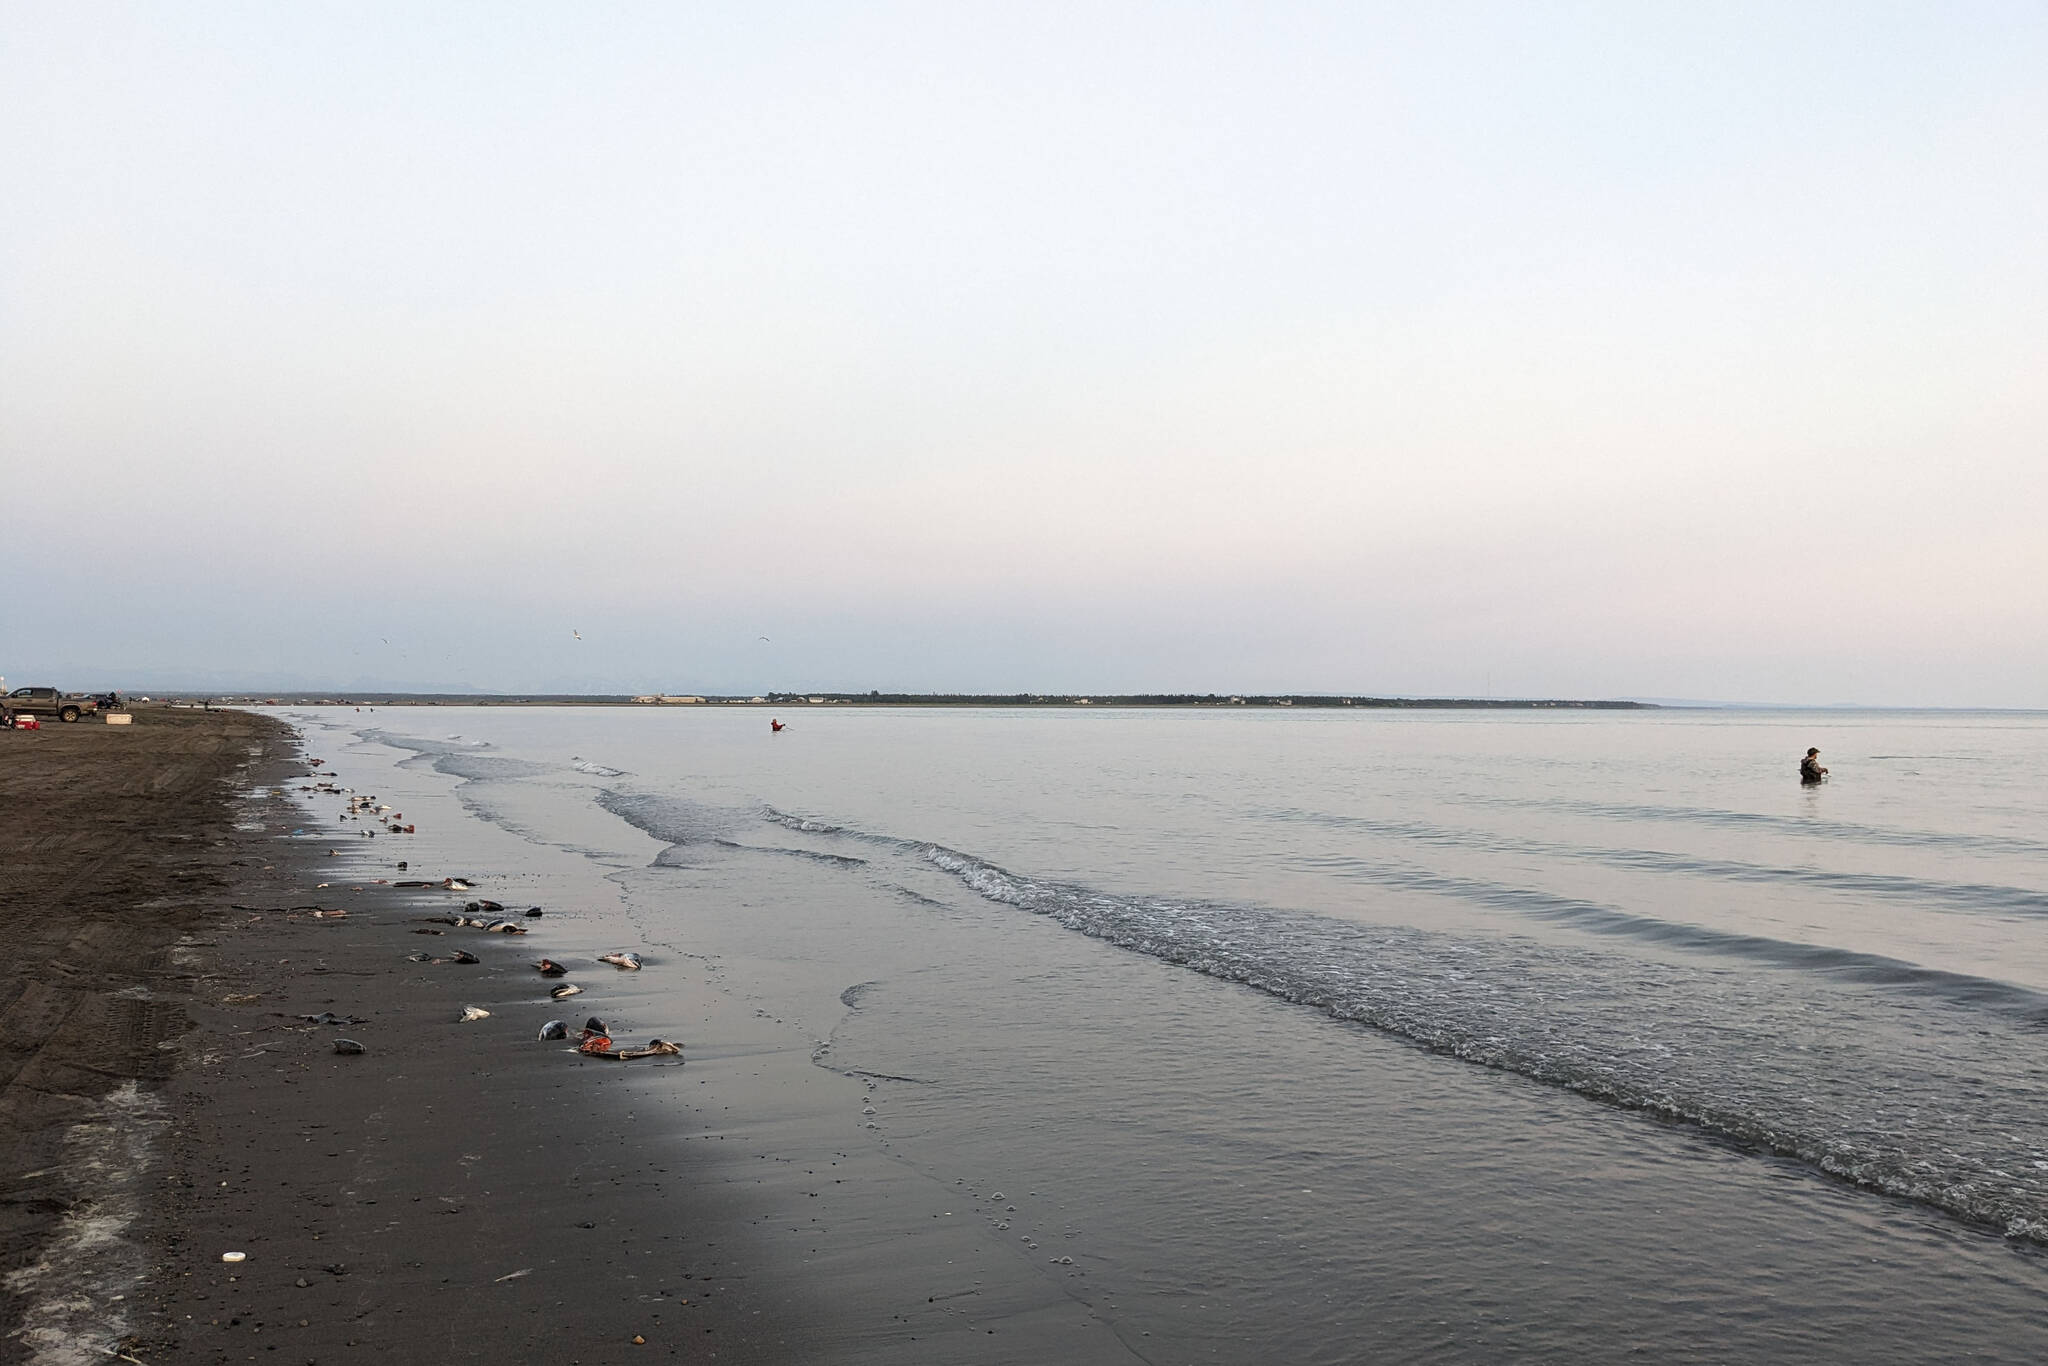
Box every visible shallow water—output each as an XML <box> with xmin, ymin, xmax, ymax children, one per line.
<box><xmin>280</xmin><ymin>704</ymin><xmax>2048</xmax><ymax>1361</ymax></box>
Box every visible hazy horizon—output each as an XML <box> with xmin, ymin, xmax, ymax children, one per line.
<box><xmin>13</xmin><ymin>667</ymin><xmax>2041</xmax><ymax>714</ymax></box>
<box><xmin>5</xmin><ymin>3</ymin><xmax>2043</xmax><ymax>707</ymax></box>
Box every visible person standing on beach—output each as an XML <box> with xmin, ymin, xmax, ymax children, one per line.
<box><xmin>1800</xmin><ymin>748</ymin><xmax>1828</xmax><ymax>784</ymax></box>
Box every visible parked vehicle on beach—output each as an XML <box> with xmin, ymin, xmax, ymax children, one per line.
<box><xmin>2</xmin><ymin>687</ymin><xmax>100</xmax><ymax>723</ymax></box>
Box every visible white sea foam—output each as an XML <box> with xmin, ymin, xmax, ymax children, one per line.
<box><xmin>4</xmin><ymin>1083</ymin><xmax>166</xmax><ymax>1366</ymax></box>
<box><xmin>739</xmin><ymin>807</ymin><xmax>2048</xmax><ymax>1243</ymax></box>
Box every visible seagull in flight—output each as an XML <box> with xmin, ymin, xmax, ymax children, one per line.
<box><xmin>573</xmin><ymin>629</ymin><xmax>583</xmax><ymax>641</ymax></box>
<box><xmin>758</xmin><ymin>635</ymin><xmax>771</xmax><ymax>642</ymax></box>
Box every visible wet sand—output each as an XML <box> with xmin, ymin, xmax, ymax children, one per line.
<box><xmin>21</xmin><ymin>705</ymin><xmax>2048</xmax><ymax>1362</ymax></box>
<box><xmin>0</xmin><ymin>710</ymin><xmax>776</xmax><ymax>1364</ymax></box>
<box><xmin>0</xmin><ymin>708</ymin><xmax>283</xmax><ymax>1359</ymax></box>
<box><xmin>4</xmin><ymin>708</ymin><xmax>1144</xmax><ymax>1366</ymax></box>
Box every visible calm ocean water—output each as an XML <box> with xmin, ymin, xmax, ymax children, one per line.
<box><xmin>283</xmin><ymin>705</ymin><xmax>2048</xmax><ymax>1362</ymax></box>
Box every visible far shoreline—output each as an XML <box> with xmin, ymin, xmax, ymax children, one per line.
<box><xmin>144</xmin><ymin>691</ymin><xmax>1662</xmax><ymax>710</ymax></box>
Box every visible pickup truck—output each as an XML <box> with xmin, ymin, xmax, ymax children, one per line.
<box><xmin>2</xmin><ymin>687</ymin><xmax>101</xmax><ymax>723</ymax></box>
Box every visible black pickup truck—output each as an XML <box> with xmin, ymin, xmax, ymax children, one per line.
<box><xmin>2</xmin><ymin>687</ymin><xmax>101</xmax><ymax>722</ymax></box>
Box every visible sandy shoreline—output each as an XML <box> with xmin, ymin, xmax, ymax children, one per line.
<box><xmin>16</xmin><ymin>705</ymin><xmax>2048</xmax><ymax>1361</ymax></box>
<box><xmin>5</xmin><ymin>708</ymin><xmax>1150</xmax><ymax>1366</ymax></box>
<box><xmin>1</xmin><ymin>708</ymin><xmax>285</xmax><ymax>1362</ymax></box>
<box><xmin>2</xmin><ymin>710</ymin><xmax>790</xmax><ymax>1364</ymax></box>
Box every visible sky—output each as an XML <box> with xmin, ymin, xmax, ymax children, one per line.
<box><xmin>3</xmin><ymin>2</ymin><xmax>2043</xmax><ymax>704</ymax></box>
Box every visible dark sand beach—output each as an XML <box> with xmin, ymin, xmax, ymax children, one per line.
<box><xmin>6</xmin><ymin>709</ymin><xmax>1137</xmax><ymax>1366</ymax></box>
<box><xmin>1</xmin><ymin>708</ymin><xmax>281</xmax><ymax>1359</ymax></box>
<box><xmin>1</xmin><ymin>710</ymin><xmax>791</xmax><ymax>1365</ymax></box>
<box><xmin>14</xmin><ymin>705</ymin><xmax>2048</xmax><ymax>1364</ymax></box>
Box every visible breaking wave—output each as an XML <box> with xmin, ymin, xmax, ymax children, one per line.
<box><xmin>1270</xmin><ymin>809</ymin><xmax>2048</xmax><ymax>918</ymax></box>
<box><xmin>742</xmin><ymin>806</ymin><xmax>2048</xmax><ymax>1243</ymax></box>
<box><xmin>1461</xmin><ymin>791</ymin><xmax>2048</xmax><ymax>861</ymax></box>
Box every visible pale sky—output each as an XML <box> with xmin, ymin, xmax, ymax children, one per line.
<box><xmin>3</xmin><ymin>2</ymin><xmax>2043</xmax><ymax>703</ymax></box>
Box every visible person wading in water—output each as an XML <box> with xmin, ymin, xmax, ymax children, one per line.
<box><xmin>1800</xmin><ymin>748</ymin><xmax>1828</xmax><ymax>784</ymax></box>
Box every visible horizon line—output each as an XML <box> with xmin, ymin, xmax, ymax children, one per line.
<box><xmin>92</xmin><ymin>689</ymin><xmax>2048</xmax><ymax>715</ymax></box>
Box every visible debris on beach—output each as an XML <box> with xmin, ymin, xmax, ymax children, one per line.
<box><xmin>444</xmin><ymin>877</ymin><xmax>473</xmax><ymax>890</ymax></box>
<box><xmin>537</xmin><ymin>1020</ymin><xmax>568</xmax><ymax>1040</ymax></box>
<box><xmin>466</xmin><ymin>900</ymin><xmax>505</xmax><ymax>914</ymax></box>
<box><xmin>581</xmin><ymin>1037</ymin><xmax>683</xmax><ymax>1061</ymax></box>
<box><xmin>297</xmin><ymin>1012</ymin><xmax>365</xmax><ymax>1026</ymax></box>
<box><xmin>485</xmin><ymin>920</ymin><xmax>527</xmax><ymax>934</ymax></box>
<box><xmin>626</xmin><ymin>1039</ymin><xmax>683</xmax><ymax>1060</ymax></box>
<box><xmin>408</xmin><ymin>950</ymin><xmax>480</xmax><ymax>965</ymax></box>
<box><xmin>534</xmin><ymin>958</ymin><xmax>568</xmax><ymax>976</ymax></box>
<box><xmin>598</xmin><ymin>952</ymin><xmax>643</xmax><ymax>971</ymax></box>
<box><xmin>221</xmin><ymin>1251</ymin><xmax>247</xmax><ymax>1263</ymax></box>
<box><xmin>524</xmin><ymin>907</ymin><xmax>544</xmax><ymax>917</ymax></box>
<box><xmin>231</xmin><ymin>904</ymin><xmax>345</xmax><ymax>915</ymax></box>
<box><xmin>459</xmin><ymin>1006</ymin><xmax>490</xmax><ymax>1022</ymax></box>
<box><xmin>550</xmin><ymin>983</ymin><xmax>583</xmax><ymax>999</ymax></box>
<box><xmin>333</xmin><ymin>1038</ymin><xmax>366</xmax><ymax>1055</ymax></box>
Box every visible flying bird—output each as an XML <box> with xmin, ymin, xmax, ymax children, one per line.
<box><xmin>573</xmin><ymin>629</ymin><xmax>582</xmax><ymax>641</ymax></box>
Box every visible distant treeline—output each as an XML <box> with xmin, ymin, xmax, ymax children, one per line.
<box><xmin>202</xmin><ymin>692</ymin><xmax>1654</xmax><ymax>710</ymax></box>
<box><xmin>754</xmin><ymin>693</ymin><xmax>1653</xmax><ymax>709</ymax></box>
